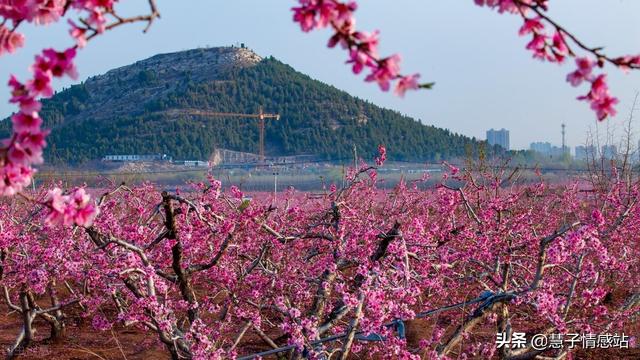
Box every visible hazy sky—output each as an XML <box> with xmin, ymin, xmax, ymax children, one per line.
<box><xmin>1</xmin><ymin>0</ymin><xmax>640</xmax><ymax>150</ymax></box>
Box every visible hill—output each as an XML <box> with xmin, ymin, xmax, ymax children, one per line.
<box><xmin>1</xmin><ymin>46</ymin><xmax>480</xmax><ymax>165</ymax></box>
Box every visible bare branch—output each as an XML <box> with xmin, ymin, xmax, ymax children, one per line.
<box><xmin>529</xmin><ymin>221</ymin><xmax>581</xmax><ymax>291</ymax></box>
<box><xmin>187</xmin><ymin>233</ymin><xmax>233</xmax><ymax>274</ymax></box>
<box><xmin>339</xmin><ymin>292</ymin><xmax>365</xmax><ymax>360</ymax></box>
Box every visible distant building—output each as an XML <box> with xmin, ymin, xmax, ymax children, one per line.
<box><xmin>103</xmin><ymin>154</ymin><xmax>171</xmax><ymax>162</ymax></box>
<box><xmin>182</xmin><ymin>160</ymin><xmax>210</xmax><ymax>167</ymax></box>
<box><xmin>210</xmin><ymin>148</ymin><xmax>317</xmax><ymax>167</ymax></box>
<box><xmin>575</xmin><ymin>145</ymin><xmax>596</xmax><ymax>161</ymax></box>
<box><xmin>530</xmin><ymin>141</ymin><xmax>570</xmax><ymax>159</ymax></box>
<box><xmin>486</xmin><ymin>128</ymin><xmax>510</xmax><ymax>150</ymax></box>
<box><xmin>549</xmin><ymin>146</ymin><xmax>569</xmax><ymax>159</ymax></box>
<box><xmin>602</xmin><ymin>145</ymin><xmax>617</xmax><ymax>159</ymax></box>
<box><xmin>530</xmin><ymin>142</ymin><xmax>552</xmax><ymax>154</ymax></box>
<box><xmin>211</xmin><ymin>149</ymin><xmax>261</xmax><ymax>164</ymax></box>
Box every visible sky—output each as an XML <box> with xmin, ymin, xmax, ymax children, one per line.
<box><xmin>1</xmin><ymin>0</ymin><xmax>640</xmax><ymax>151</ymax></box>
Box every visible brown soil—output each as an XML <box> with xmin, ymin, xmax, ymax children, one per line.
<box><xmin>1</xmin><ymin>286</ymin><xmax>637</xmax><ymax>359</ymax></box>
<box><xmin>1</xmin><ymin>311</ymin><xmax>638</xmax><ymax>359</ymax></box>
<box><xmin>0</xmin><ymin>311</ymin><xmax>168</xmax><ymax>359</ymax></box>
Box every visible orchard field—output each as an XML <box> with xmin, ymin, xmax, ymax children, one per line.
<box><xmin>1</xmin><ymin>157</ymin><xmax>638</xmax><ymax>359</ymax></box>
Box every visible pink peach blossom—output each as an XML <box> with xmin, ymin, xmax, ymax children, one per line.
<box><xmin>394</xmin><ymin>73</ymin><xmax>420</xmax><ymax>97</ymax></box>
<box><xmin>365</xmin><ymin>54</ymin><xmax>401</xmax><ymax>91</ymax></box>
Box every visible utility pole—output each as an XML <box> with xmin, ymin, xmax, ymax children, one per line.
<box><xmin>561</xmin><ymin>123</ymin><xmax>566</xmax><ymax>154</ymax></box>
<box><xmin>273</xmin><ymin>170</ymin><xmax>279</xmax><ymax>203</ymax></box>
<box><xmin>353</xmin><ymin>143</ymin><xmax>358</xmax><ymax>171</ymax></box>
<box><xmin>259</xmin><ymin>107</ymin><xmax>266</xmax><ymax>163</ymax></box>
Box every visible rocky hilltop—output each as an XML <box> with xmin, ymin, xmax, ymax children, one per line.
<box><xmin>1</xmin><ymin>46</ymin><xmax>479</xmax><ymax>164</ymax></box>
<box><xmin>56</xmin><ymin>47</ymin><xmax>262</xmax><ymax>126</ymax></box>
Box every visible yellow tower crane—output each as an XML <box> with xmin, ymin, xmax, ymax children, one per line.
<box><xmin>164</xmin><ymin>107</ymin><xmax>280</xmax><ymax>162</ymax></box>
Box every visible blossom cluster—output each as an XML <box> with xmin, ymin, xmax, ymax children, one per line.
<box><xmin>292</xmin><ymin>0</ymin><xmax>422</xmax><ymax>96</ymax></box>
<box><xmin>474</xmin><ymin>0</ymin><xmax>640</xmax><ymax>121</ymax></box>
<box><xmin>517</xmin><ymin>16</ymin><xmax>567</xmax><ymax>63</ymax></box>
<box><xmin>0</xmin><ymin>0</ymin><xmax>145</xmax><ymax>230</ymax></box>
<box><xmin>567</xmin><ymin>59</ymin><xmax>619</xmax><ymax>120</ymax></box>
<box><xmin>3</xmin><ymin>46</ymin><xmax>102</xmax><ymax>225</ymax></box>
<box><xmin>1</xmin><ymin>48</ymin><xmax>77</xmax><ymax>196</ymax></box>
<box><xmin>291</xmin><ymin>0</ymin><xmax>640</xmax><ymax>118</ymax></box>
<box><xmin>474</xmin><ymin>0</ymin><xmax>547</xmax><ymax>14</ymax></box>
<box><xmin>44</xmin><ymin>187</ymin><xmax>98</xmax><ymax>227</ymax></box>
<box><xmin>0</xmin><ymin>0</ymin><xmax>116</xmax><ymax>195</ymax></box>
<box><xmin>0</xmin><ymin>1</ymin><xmax>115</xmax><ymax>54</ymax></box>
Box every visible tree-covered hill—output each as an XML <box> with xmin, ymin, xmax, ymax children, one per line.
<box><xmin>1</xmin><ymin>47</ymin><xmax>481</xmax><ymax>164</ymax></box>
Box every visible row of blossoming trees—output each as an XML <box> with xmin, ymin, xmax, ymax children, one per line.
<box><xmin>1</xmin><ymin>158</ymin><xmax>638</xmax><ymax>359</ymax></box>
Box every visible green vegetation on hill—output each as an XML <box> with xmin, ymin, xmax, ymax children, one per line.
<box><xmin>1</xmin><ymin>47</ymin><xmax>481</xmax><ymax>164</ymax></box>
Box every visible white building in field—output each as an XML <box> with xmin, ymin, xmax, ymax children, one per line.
<box><xmin>103</xmin><ymin>154</ymin><xmax>171</xmax><ymax>162</ymax></box>
<box><xmin>183</xmin><ymin>160</ymin><xmax>210</xmax><ymax>167</ymax></box>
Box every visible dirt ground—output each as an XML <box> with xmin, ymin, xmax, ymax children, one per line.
<box><xmin>1</xmin><ymin>310</ymin><xmax>638</xmax><ymax>359</ymax></box>
<box><xmin>0</xmin><ymin>311</ymin><xmax>167</xmax><ymax>359</ymax></box>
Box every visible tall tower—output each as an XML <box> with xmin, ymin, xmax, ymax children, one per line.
<box><xmin>561</xmin><ymin>123</ymin><xmax>566</xmax><ymax>153</ymax></box>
